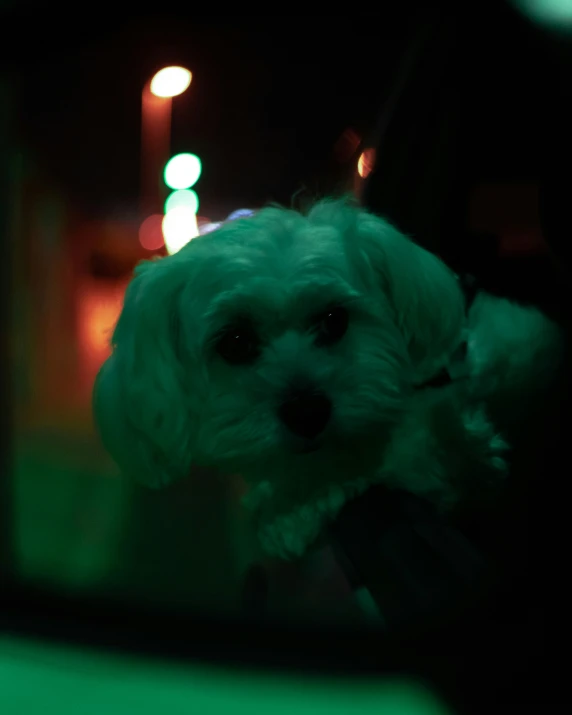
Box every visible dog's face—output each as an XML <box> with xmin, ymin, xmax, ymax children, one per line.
<box><xmin>94</xmin><ymin>200</ymin><xmax>466</xmax><ymax>495</ymax></box>
<box><xmin>178</xmin><ymin>207</ymin><xmax>411</xmax><ymax>492</ymax></box>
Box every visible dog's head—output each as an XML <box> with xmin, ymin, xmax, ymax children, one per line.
<box><xmin>94</xmin><ymin>199</ymin><xmax>466</xmax><ymax>498</ymax></box>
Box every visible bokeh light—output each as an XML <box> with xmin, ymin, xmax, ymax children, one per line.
<box><xmin>150</xmin><ymin>66</ymin><xmax>192</xmax><ymax>98</ymax></box>
<box><xmin>199</xmin><ymin>222</ymin><xmax>223</xmax><ymax>235</ymax></box>
<box><xmin>78</xmin><ymin>279</ymin><xmax>128</xmax><ymax>372</ymax></box>
<box><xmin>227</xmin><ymin>208</ymin><xmax>255</xmax><ymax>221</ymax></box>
<box><xmin>162</xmin><ymin>207</ymin><xmax>200</xmax><ymax>254</ymax></box>
<box><xmin>164</xmin><ymin>153</ymin><xmax>202</xmax><ymax>190</ymax></box>
<box><xmin>357</xmin><ymin>148</ymin><xmax>376</xmax><ymax>179</ymax></box>
<box><xmin>164</xmin><ymin>189</ymin><xmax>199</xmax><ymax>215</ymax></box>
<box><xmin>511</xmin><ymin>0</ymin><xmax>572</xmax><ymax>28</ymax></box>
<box><xmin>139</xmin><ymin>214</ymin><xmax>165</xmax><ymax>251</ymax></box>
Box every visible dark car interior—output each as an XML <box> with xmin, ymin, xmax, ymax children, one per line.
<box><xmin>362</xmin><ymin>3</ymin><xmax>571</xmax><ymax>698</ymax></box>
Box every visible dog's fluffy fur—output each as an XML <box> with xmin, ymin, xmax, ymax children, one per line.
<box><xmin>94</xmin><ymin>199</ymin><xmax>564</xmax><ymax>559</ymax></box>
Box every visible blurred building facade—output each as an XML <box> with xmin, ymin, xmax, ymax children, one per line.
<box><xmin>10</xmin><ymin>153</ymin><xmax>142</xmax><ymax>434</ymax></box>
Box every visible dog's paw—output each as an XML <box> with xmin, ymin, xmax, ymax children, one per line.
<box><xmin>251</xmin><ymin>484</ymin><xmax>352</xmax><ymax>560</ymax></box>
<box><xmin>257</xmin><ymin>507</ymin><xmax>323</xmax><ymax>560</ymax></box>
<box><xmin>242</xmin><ymin>482</ymin><xmax>317</xmax><ymax>559</ymax></box>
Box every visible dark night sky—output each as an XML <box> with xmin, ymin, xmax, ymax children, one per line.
<box><xmin>3</xmin><ymin>5</ymin><xmax>572</xmax><ymax>224</ymax></box>
<box><xmin>4</xmin><ymin>12</ymin><xmax>417</xmax><ymax>220</ymax></box>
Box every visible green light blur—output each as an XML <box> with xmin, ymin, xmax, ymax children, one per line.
<box><xmin>164</xmin><ymin>153</ymin><xmax>202</xmax><ymax>190</ymax></box>
<box><xmin>164</xmin><ymin>189</ymin><xmax>199</xmax><ymax>215</ymax></box>
<box><xmin>512</xmin><ymin>0</ymin><xmax>572</xmax><ymax>28</ymax></box>
<box><xmin>0</xmin><ymin>638</ymin><xmax>451</xmax><ymax>715</ymax></box>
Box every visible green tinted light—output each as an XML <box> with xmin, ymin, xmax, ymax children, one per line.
<box><xmin>512</xmin><ymin>0</ymin><xmax>572</xmax><ymax>27</ymax></box>
<box><xmin>164</xmin><ymin>153</ymin><xmax>202</xmax><ymax>190</ymax></box>
<box><xmin>164</xmin><ymin>189</ymin><xmax>199</xmax><ymax>215</ymax></box>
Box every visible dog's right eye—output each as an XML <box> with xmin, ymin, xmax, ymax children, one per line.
<box><xmin>215</xmin><ymin>326</ymin><xmax>260</xmax><ymax>365</ymax></box>
<box><xmin>314</xmin><ymin>305</ymin><xmax>349</xmax><ymax>347</ymax></box>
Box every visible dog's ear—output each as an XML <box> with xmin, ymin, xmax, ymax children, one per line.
<box><xmin>93</xmin><ymin>257</ymin><xmax>194</xmax><ymax>488</ymax></box>
<box><xmin>356</xmin><ymin>209</ymin><xmax>466</xmax><ymax>381</ymax></box>
<box><xmin>309</xmin><ymin>199</ymin><xmax>466</xmax><ymax>382</ymax></box>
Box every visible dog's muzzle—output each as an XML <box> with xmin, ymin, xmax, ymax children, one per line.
<box><xmin>278</xmin><ymin>390</ymin><xmax>332</xmax><ymax>440</ymax></box>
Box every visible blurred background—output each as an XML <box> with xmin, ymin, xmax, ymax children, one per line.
<box><xmin>1</xmin><ymin>10</ymin><xmax>402</xmax><ymax>621</ymax></box>
<box><xmin>1</xmin><ymin>2</ymin><xmax>571</xmax><ymax>623</ymax></box>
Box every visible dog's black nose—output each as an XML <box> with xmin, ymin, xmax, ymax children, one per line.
<box><xmin>278</xmin><ymin>391</ymin><xmax>332</xmax><ymax>440</ymax></box>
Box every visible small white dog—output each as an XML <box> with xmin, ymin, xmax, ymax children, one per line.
<box><xmin>94</xmin><ymin>198</ymin><xmax>564</xmax><ymax>559</ymax></box>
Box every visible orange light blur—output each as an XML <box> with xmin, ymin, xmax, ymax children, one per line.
<box><xmin>141</xmin><ymin>88</ymin><xmax>172</xmax><ymax>217</ymax></box>
<box><xmin>139</xmin><ymin>214</ymin><xmax>165</xmax><ymax>250</ymax></box>
<box><xmin>357</xmin><ymin>148</ymin><xmax>376</xmax><ymax>179</ymax></box>
<box><xmin>77</xmin><ymin>279</ymin><xmax>128</xmax><ymax>387</ymax></box>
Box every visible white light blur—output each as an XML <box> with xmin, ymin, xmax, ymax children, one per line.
<box><xmin>162</xmin><ymin>207</ymin><xmax>199</xmax><ymax>254</ymax></box>
<box><xmin>150</xmin><ymin>66</ymin><xmax>192</xmax><ymax>98</ymax></box>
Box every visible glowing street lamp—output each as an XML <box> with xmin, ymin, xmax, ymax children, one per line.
<box><xmin>140</xmin><ymin>65</ymin><xmax>192</xmax><ymax>221</ymax></box>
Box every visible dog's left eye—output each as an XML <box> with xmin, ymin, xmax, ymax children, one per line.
<box><xmin>314</xmin><ymin>306</ymin><xmax>349</xmax><ymax>346</ymax></box>
<box><xmin>216</xmin><ymin>326</ymin><xmax>260</xmax><ymax>365</ymax></box>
